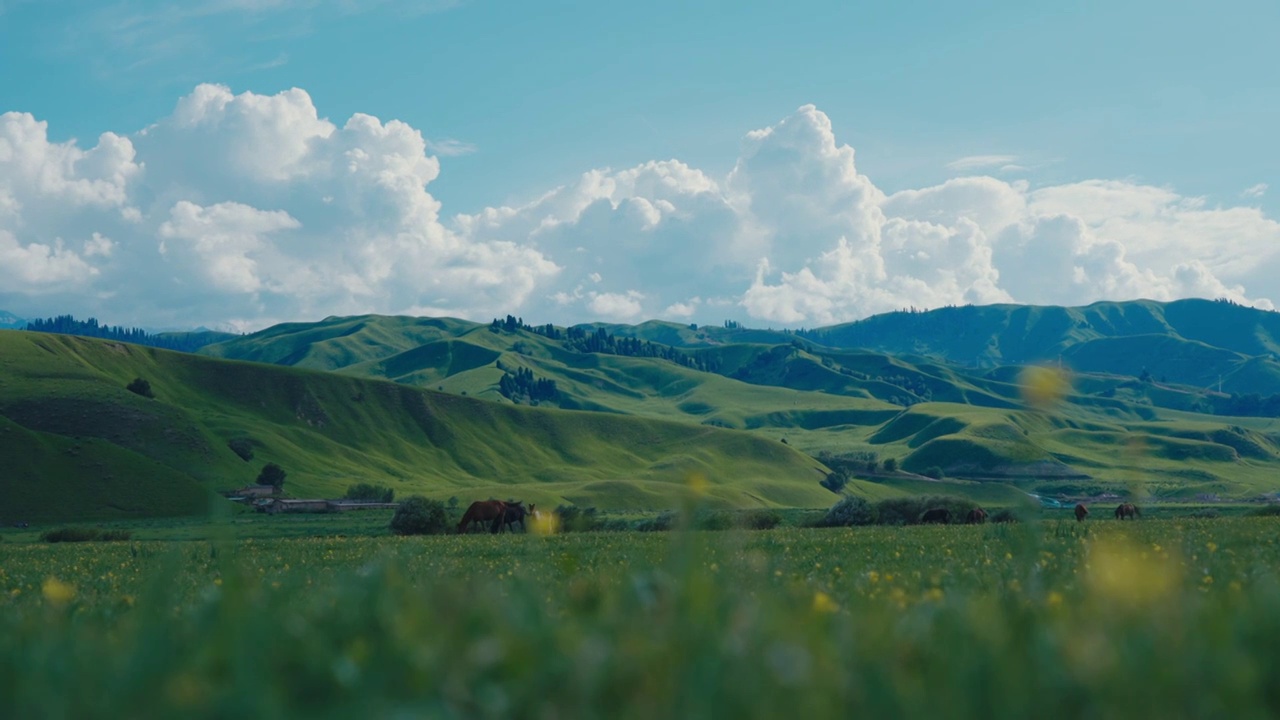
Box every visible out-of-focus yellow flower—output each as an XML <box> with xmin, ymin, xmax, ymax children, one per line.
<box><xmin>923</xmin><ymin>587</ymin><xmax>945</xmax><ymax>602</ymax></box>
<box><xmin>812</xmin><ymin>591</ymin><xmax>839</xmax><ymax>614</ymax></box>
<box><xmin>1019</xmin><ymin>365</ymin><xmax>1070</xmax><ymax>409</ymax></box>
<box><xmin>530</xmin><ymin>511</ymin><xmax>560</xmax><ymax>536</ymax></box>
<box><xmin>1087</xmin><ymin>535</ymin><xmax>1180</xmax><ymax>609</ymax></box>
<box><xmin>686</xmin><ymin>472</ymin><xmax>709</xmax><ymax>497</ymax></box>
<box><xmin>42</xmin><ymin>576</ymin><xmax>76</xmax><ymax>605</ymax></box>
<box><xmin>1047</xmin><ymin>591</ymin><xmax>1064</xmax><ymax>607</ymax></box>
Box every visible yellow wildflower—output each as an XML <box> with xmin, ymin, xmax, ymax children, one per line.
<box><xmin>42</xmin><ymin>577</ymin><xmax>76</xmax><ymax>605</ymax></box>
<box><xmin>812</xmin><ymin>591</ymin><xmax>839</xmax><ymax>614</ymax></box>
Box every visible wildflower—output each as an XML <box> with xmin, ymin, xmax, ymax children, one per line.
<box><xmin>1087</xmin><ymin>535</ymin><xmax>1179</xmax><ymax>609</ymax></box>
<box><xmin>1047</xmin><ymin>591</ymin><xmax>1064</xmax><ymax>607</ymax></box>
<box><xmin>42</xmin><ymin>577</ymin><xmax>76</xmax><ymax>605</ymax></box>
<box><xmin>530</xmin><ymin>511</ymin><xmax>560</xmax><ymax>536</ymax></box>
<box><xmin>812</xmin><ymin>591</ymin><xmax>839</xmax><ymax>614</ymax></box>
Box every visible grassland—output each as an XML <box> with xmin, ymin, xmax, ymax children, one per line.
<box><xmin>10</xmin><ymin>298</ymin><xmax>1280</xmax><ymax>524</ymax></box>
<box><xmin>195</xmin><ymin>307</ymin><xmax>1280</xmax><ymax>503</ymax></box>
<box><xmin>5</xmin><ymin>515</ymin><xmax>1280</xmax><ymax>718</ymax></box>
<box><xmin>0</xmin><ymin>330</ymin><xmax>837</xmax><ymax>522</ymax></box>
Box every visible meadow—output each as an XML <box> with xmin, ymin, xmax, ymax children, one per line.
<box><xmin>5</xmin><ymin>515</ymin><xmax>1280</xmax><ymax>718</ymax></box>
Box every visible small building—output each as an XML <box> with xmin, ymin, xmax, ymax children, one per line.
<box><xmin>223</xmin><ymin>484</ymin><xmax>277</xmax><ymax>500</ymax></box>
<box><xmin>258</xmin><ymin>498</ymin><xmax>330</xmax><ymax>515</ymax></box>
<box><xmin>326</xmin><ymin>501</ymin><xmax>400</xmax><ymax>512</ymax></box>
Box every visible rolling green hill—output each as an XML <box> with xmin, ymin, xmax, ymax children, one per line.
<box><xmin>796</xmin><ymin>298</ymin><xmax>1280</xmax><ymax>395</ymax></box>
<box><xmin>0</xmin><ymin>330</ymin><xmax>843</xmax><ymax>522</ymax></box>
<box><xmin>195</xmin><ymin>305</ymin><xmax>1280</xmax><ymax>504</ymax></box>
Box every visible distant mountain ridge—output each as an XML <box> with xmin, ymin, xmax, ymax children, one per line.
<box><xmin>0</xmin><ymin>311</ymin><xmax>25</xmax><ymax>330</ymax></box>
<box><xmin>23</xmin><ymin>314</ymin><xmax>238</xmax><ymax>353</ymax></box>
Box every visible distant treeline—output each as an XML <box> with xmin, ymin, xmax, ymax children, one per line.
<box><xmin>25</xmin><ymin>315</ymin><xmax>235</xmax><ymax>353</ymax></box>
<box><xmin>497</xmin><ymin>366</ymin><xmax>558</xmax><ymax>405</ymax></box>
<box><xmin>489</xmin><ymin>315</ymin><xmax>719</xmax><ymax>372</ymax></box>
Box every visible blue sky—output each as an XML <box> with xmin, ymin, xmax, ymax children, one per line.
<box><xmin>0</xmin><ymin>0</ymin><xmax>1277</xmax><ymax>329</ymax></box>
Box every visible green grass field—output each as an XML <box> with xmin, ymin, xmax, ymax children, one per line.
<box><xmin>5</xmin><ymin>514</ymin><xmax>1280</xmax><ymax>718</ymax></box>
<box><xmin>0</xmin><ymin>330</ymin><xmax>838</xmax><ymax>521</ymax></box>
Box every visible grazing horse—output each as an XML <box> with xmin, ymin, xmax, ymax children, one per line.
<box><xmin>502</xmin><ymin>501</ymin><xmax>534</xmax><ymax>532</ymax></box>
<box><xmin>965</xmin><ymin>507</ymin><xmax>988</xmax><ymax>524</ymax></box>
<box><xmin>457</xmin><ymin>500</ymin><xmax>508</xmax><ymax>534</ymax></box>
<box><xmin>1074</xmin><ymin>503</ymin><xmax>1089</xmax><ymax>522</ymax></box>
<box><xmin>920</xmin><ymin>507</ymin><xmax>951</xmax><ymax>524</ymax></box>
<box><xmin>1115</xmin><ymin>502</ymin><xmax>1139</xmax><ymax>520</ymax></box>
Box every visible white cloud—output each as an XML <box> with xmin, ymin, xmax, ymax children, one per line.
<box><xmin>1243</xmin><ymin>183</ymin><xmax>1268</xmax><ymax>199</ymax></box>
<box><xmin>2</xmin><ymin>89</ymin><xmax>1278</xmax><ymax>328</ymax></box>
<box><xmin>425</xmin><ymin>138</ymin><xmax>477</xmax><ymax>157</ymax></box>
<box><xmin>0</xmin><ymin>84</ymin><xmax>556</xmax><ymax>328</ymax></box>
<box><xmin>587</xmin><ymin>291</ymin><xmax>645</xmax><ymax>320</ymax></box>
<box><xmin>946</xmin><ymin>154</ymin><xmax>1019</xmax><ymax>172</ymax></box>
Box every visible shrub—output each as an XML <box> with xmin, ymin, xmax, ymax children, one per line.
<box><xmin>227</xmin><ymin>438</ymin><xmax>254</xmax><ymax>462</ymax></box>
<box><xmin>126</xmin><ymin>377</ymin><xmax>154</xmax><ymax>398</ymax></box>
<box><xmin>1248</xmin><ymin>505</ymin><xmax>1280</xmax><ymax>517</ymax></box>
<box><xmin>344</xmin><ymin>483</ymin><xmax>395</xmax><ymax>503</ymax></box>
<box><xmin>634</xmin><ymin>511</ymin><xmax>677</xmax><ymax>532</ymax></box>
<box><xmin>874</xmin><ymin>495</ymin><xmax>977</xmax><ymax>526</ymax></box>
<box><xmin>555</xmin><ymin>505</ymin><xmax>603</xmax><ymax>533</ymax></box>
<box><xmin>990</xmin><ymin>508</ymin><xmax>1022</xmax><ymax>523</ymax></box>
<box><xmin>42</xmin><ymin>527</ymin><xmax>101</xmax><ymax>543</ymax></box>
<box><xmin>822</xmin><ymin>496</ymin><xmax>875</xmax><ymax>527</ymax></box>
<box><xmin>924</xmin><ymin>466</ymin><xmax>944</xmax><ymax>479</ymax></box>
<box><xmin>693</xmin><ymin>509</ymin><xmax>735</xmax><ymax>531</ymax></box>
<box><xmin>389</xmin><ymin>496</ymin><xmax>449</xmax><ymax>535</ymax></box>
<box><xmin>820</xmin><ymin>471</ymin><xmax>849</xmax><ymax>494</ymax></box>
<box><xmin>257</xmin><ymin>463</ymin><xmax>286</xmax><ymax>490</ymax></box>
<box><xmin>741</xmin><ymin>509</ymin><xmax>783</xmax><ymax>530</ymax></box>
<box><xmin>883</xmin><ymin>458</ymin><xmax>898</xmax><ymax>472</ymax></box>
<box><xmin>41</xmin><ymin>527</ymin><xmax>132</xmax><ymax>543</ymax></box>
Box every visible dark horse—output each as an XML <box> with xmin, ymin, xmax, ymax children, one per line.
<box><xmin>1115</xmin><ymin>502</ymin><xmax>1140</xmax><ymax>520</ymax></box>
<box><xmin>1074</xmin><ymin>503</ymin><xmax>1089</xmax><ymax>522</ymax></box>
<box><xmin>502</xmin><ymin>501</ymin><xmax>535</xmax><ymax>532</ymax></box>
<box><xmin>920</xmin><ymin>507</ymin><xmax>951</xmax><ymax>524</ymax></box>
<box><xmin>965</xmin><ymin>507</ymin><xmax>988</xmax><ymax>524</ymax></box>
<box><xmin>457</xmin><ymin>500</ymin><xmax>508</xmax><ymax>534</ymax></box>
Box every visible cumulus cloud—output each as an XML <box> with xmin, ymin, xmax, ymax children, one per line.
<box><xmin>0</xmin><ymin>84</ymin><xmax>556</xmax><ymax>328</ymax></box>
<box><xmin>2</xmin><ymin>88</ymin><xmax>1278</xmax><ymax>329</ymax></box>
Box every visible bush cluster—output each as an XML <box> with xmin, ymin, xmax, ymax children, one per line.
<box><xmin>389</xmin><ymin>496</ymin><xmax>449</xmax><ymax>535</ymax></box>
<box><xmin>42</xmin><ymin>528</ymin><xmax>132</xmax><ymax>543</ymax></box>
<box><xmin>344</xmin><ymin>483</ymin><xmax>395</xmax><ymax>503</ymax></box>
<box><xmin>818</xmin><ymin>494</ymin><xmax>983</xmax><ymax>527</ymax></box>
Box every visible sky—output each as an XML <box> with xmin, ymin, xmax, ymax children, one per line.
<box><xmin>0</xmin><ymin>0</ymin><xmax>1277</xmax><ymax>331</ymax></box>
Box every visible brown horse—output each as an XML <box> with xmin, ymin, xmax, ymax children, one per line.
<box><xmin>502</xmin><ymin>501</ymin><xmax>534</xmax><ymax>532</ymax></box>
<box><xmin>457</xmin><ymin>500</ymin><xmax>508</xmax><ymax>534</ymax></box>
<box><xmin>965</xmin><ymin>507</ymin><xmax>988</xmax><ymax>524</ymax></box>
<box><xmin>920</xmin><ymin>507</ymin><xmax>951</xmax><ymax>524</ymax></box>
<box><xmin>1074</xmin><ymin>503</ymin><xmax>1089</xmax><ymax>522</ymax></box>
<box><xmin>1115</xmin><ymin>502</ymin><xmax>1139</xmax><ymax>520</ymax></box>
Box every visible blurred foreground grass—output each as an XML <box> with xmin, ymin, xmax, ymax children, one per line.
<box><xmin>5</xmin><ymin>519</ymin><xmax>1280</xmax><ymax>718</ymax></box>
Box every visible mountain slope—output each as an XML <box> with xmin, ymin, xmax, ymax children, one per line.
<box><xmin>195</xmin><ymin>307</ymin><xmax>1280</xmax><ymax>501</ymax></box>
<box><xmin>796</xmin><ymin>298</ymin><xmax>1280</xmax><ymax>394</ymax></box>
<box><xmin>0</xmin><ymin>330</ymin><xmax>838</xmax><ymax>521</ymax></box>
